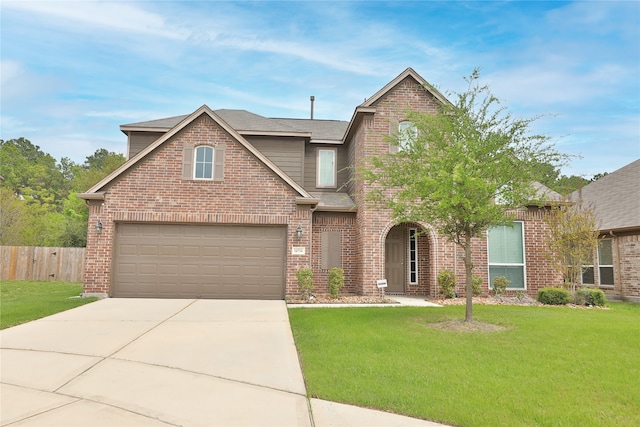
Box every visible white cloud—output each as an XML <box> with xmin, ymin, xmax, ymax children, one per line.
<box><xmin>2</xmin><ymin>0</ymin><xmax>189</xmax><ymax>40</ymax></box>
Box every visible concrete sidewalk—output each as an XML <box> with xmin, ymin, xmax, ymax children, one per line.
<box><xmin>1</xmin><ymin>298</ymin><xmax>447</xmax><ymax>426</ymax></box>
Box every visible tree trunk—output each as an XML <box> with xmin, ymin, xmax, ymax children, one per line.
<box><xmin>464</xmin><ymin>230</ymin><xmax>473</xmax><ymax>322</ymax></box>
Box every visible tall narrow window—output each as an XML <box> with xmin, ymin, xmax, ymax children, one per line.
<box><xmin>409</xmin><ymin>228</ymin><xmax>418</xmax><ymax>284</ymax></box>
<box><xmin>317</xmin><ymin>148</ymin><xmax>336</xmax><ymax>188</ymax></box>
<box><xmin>598</xmin><ymin>239</ymin><xmax>614</xmax><ymax>286</ymax></box>
<box><xmin>194</xmin><ymin>146</ymin><xmax>214</xmax><ymax>180</ymax></box>
<box><xmin>488</xmin><ymin>221</ymin><xmax>526</xmax><ymax>289</ymax></box>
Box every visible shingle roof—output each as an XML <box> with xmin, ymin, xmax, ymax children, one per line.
<box><xmin>122</xmin><ymin>110</ymin><xmax>348</xmax><ymax>141</ymax></box>
<box><xmin>309</xmin><ymin>192</ymin><xmax>356</xmax><ymax>211</ymax></box>
<box><xmin>568</xmin><ymin>159</ymin><xmax>640</xmax><ymax>231</ymax></box>
<box><xmin>531</xmin><ymin>181</ymin><xmax>563</xmax><ymax>203</ymax></box>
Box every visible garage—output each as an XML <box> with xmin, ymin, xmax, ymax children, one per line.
<box><xmin>112</xmin><ymin>223</ymin><xmax>287</xmax><ymax>299</ymax></box>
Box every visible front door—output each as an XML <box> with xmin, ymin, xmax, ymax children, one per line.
<box><xmin>385</xmin><ymin>227</ymin><xmax>406</xmax><ymax>293</ymax></box>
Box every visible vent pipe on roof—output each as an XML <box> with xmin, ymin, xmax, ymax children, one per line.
<box><xmin>310</xmin><ymin>96</ymin><xmax>315</xmax><ymax>120</ymax></box>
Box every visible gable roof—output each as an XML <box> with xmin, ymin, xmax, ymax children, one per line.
<box><xmin>361</xmin><ymin>67</ymin><xmax>451</xmax><ymax>108</ymax></box>
<box><xmin>568</xmin><ymin>159</ymin><xmax>640</xmax><ymax>232</ymax></box>
<box><xmin>121</xmin><ymin>110</ymin><xmax>348</xmax><ymax>142</ymax></box>
<box><xmin>343</xmin><ymin>68</ymin><xmax>452</xmax><ymax>144</ymax></box>
<box><xmin>531</xmin><ymin>181</ymin><xmax>563</xmax><ymax>204</ymax></box>
<box><xmin>80</xmin><ymin>105</ymin><xmax>317</xmax><ymax>202</ymax></box>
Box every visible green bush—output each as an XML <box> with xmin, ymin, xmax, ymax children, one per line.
<box><xmin>296</xmin><ymin>267</ymin><xmax>314</xmax><ymax>300</ymax></box>
<box><xmin>537</xmin><ymin>287</ymin><xmax>571</xmax><ymax>305</ymax></box>
<box><xmin>438</xmin><ymin>269</ymin><xmax>456</xmax><ymax>299</ymax></box>
<box><xmin>492</xmin><ymin>276</ymin><xmax>510</xmax><ymax>296</ymax></box>
<box><xmin>575</xmin><ymin>288</ymin><xmax>607</xmax><ymax>306</ymax></box>
<box><xmin>328</xmin><ymin>267</ymin><xmax>345</xmax><ymax>298</ymax></box>
<box><xmin>472</xmin><ymin>275</ymin><xmax>483</xmax><ymax>297</ymax></box>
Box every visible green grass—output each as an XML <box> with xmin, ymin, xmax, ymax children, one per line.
<box><xmin>1</xmin><ymin>280</ymin><xmax>98</xmax><ymax>329</ymax></box>
<box><xmin>289</xmin><ymin>303</ymin><xmax>640</xmax><ymax>427</ymax></box>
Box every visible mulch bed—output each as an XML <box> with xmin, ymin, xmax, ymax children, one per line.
<box><xmin>286</xmin><ymin>295</ymin><xmax>396</xmax><ymax>304</ymax></box>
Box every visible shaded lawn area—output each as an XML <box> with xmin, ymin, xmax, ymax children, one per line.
<box><xmin>289</xmin><ymin>303</ymin><xmax>640</xmax><ymax>427</ymax></box>
<box><xmin>1</xmin><ymin>281</ymin><xmax>97</xmax><ymax>329</ymax></box>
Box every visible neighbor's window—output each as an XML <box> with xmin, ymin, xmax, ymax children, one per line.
<box><xmin>398</xmin><ymin>121</ymin><xmax>418</xmax><ymax>151</ymax></box>
<box><xmin>598</xmin><ymin>239</ymin><xmax>614</xmax><ymax>286</ymax></box>
<box><xmin>488</xmin><ymin>221</ymin><xmax>526</xmax><ymax>289</ymax></box>
<box><xmin>194</xmin><ymin>146</ymin><xmax>214</xmax><ymax>180</ymax></box>
<box><xmin>317</xmin><ymin>148</ymin><xmax>337</xmax><ymax>188</ymax></box>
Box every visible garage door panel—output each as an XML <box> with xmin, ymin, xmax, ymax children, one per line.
<box><xmin>113</xmin><ymin>223</ymin><xmax>286</xmax><ymax>299</ymax></box>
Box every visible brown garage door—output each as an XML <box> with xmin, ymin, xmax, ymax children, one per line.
<box><xmin>113</xmin><ymin>223</ymin><xmax>286</xmax><ymax>299</ymax></box>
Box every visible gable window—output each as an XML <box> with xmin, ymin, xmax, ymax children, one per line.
<box><xmin>194</xmin><ymin>146</ymin><xmax>214</xmax><ymax>179</ymax></box>
<box><xmin>317</xmin><ymin>148</ymin><xmax>337</xmax><ymax>188</ymax></box>
<box><xmin>488</xmin><ymin>221</ymin><xmax>526</xmax><ymax>289</ymax></box>
<box><xmin>182</xmin><ymin>143</ymin><xmax>225</xmax><ymax>181</ymax></box>
<box><xmin>398</xmin><ymin>121</ymin><xmax>418</xmax><ymax>151</ymax></box>
<box><xmin>583</xmin><ymin>239</ymin><xmax>614</xmax><ymax>286</ymax></box>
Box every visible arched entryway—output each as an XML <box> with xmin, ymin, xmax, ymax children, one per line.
<box><xmin>384</xmin><ymin>223</ymin><xmax>432</xmax><ymax>295</ymax></box>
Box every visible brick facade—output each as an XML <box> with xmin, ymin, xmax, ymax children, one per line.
<box><xmin>83</xmin><ymin>70</ymin><xmax>566</xmax><ymax>300</ymax></box>
<box><xmin>83</xmin><ymin>115</ymin><xmax>312</xmax><ymax>296</ymax></box>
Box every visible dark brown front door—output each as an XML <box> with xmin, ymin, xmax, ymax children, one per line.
<box><xmin>385</xmin><ymin>227</ymin><xmax>406</xmax><ymax>293</ymax></box>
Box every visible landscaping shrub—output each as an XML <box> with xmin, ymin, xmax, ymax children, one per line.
<box><xmin>492</xmin><ymin>276</ymin><xmax>510</xmax><ymax>296</ymax></box>
<box><xmin>296</xmin><ymin>267</ymin><xmax>314</xmax><ymax>299</ymax></box>
<box><xmin>328</xmin><ymin>267</ymin><xmax>345</xmax><ymax>298</ymax></box>
<box><xmin>537</xmin><ymin>287</ymin><xmax>571</xmax><ymax>305</ymax></box>
<box><xmin>437</xmin><ymin>269</ymin><xmax>456</xmax><ymax>299</ymax></box>
<box><xmin>472</xmin><ymin>275</ymin><xmax>483</xmax><ymax>297</ymax></box>
<box><xmin>574</xmin><ymin>288</ymin><xmax>607</xmax><ymax>306</ymax></box>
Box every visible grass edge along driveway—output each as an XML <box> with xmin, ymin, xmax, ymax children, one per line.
<box><xmin>1</xmin><ymin>281</ymin><xmax>97</xmax><ymax>329</ymax></box>
<box><xmin>289</xmin><ymin>303</ymin><xmax>639</xmax><ymax>427</ymax></box>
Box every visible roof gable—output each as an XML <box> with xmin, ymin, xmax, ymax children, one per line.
<box><xmin>81</xmin><ymin>105</ymin><xmax>315</xmax><ymax>200</ymax></box>
<box><xmin>569</xmin><ymin>159</ymin><xmax>640</xmax><ymax>231</ymax></box>
<box><xmin>361</xmin><ymin>67</ymin><xmax>451</xmax><ymax>108</ymax></box>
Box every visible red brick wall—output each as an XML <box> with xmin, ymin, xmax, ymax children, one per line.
<box><xmin>612</xmin><ymin>232</ymin><xmax>640</xmax><ymax>301</ymax></box>
<box><xmin>309</xmin><ymin>213</ymin><xmax>356</xmax><ymax>295</ymax></box>
<box><xmin>347</xmin><ymin>77</ymin><xmax>562</xmax><ymax>298</ymax></box>
<box><xmin>84</xmin><ymin>114</ymin><xmax>311</xmax><ymax>296</ymax></box>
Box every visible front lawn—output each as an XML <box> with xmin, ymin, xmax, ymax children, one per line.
<box><xmin>289</xmin><ymin>303</ymin><xmax>640</xmax><ymax>427</ymax></box>
<box><xmin>0</xmin><ymin>281</ymin><xmax>97</xmax><ymax>329</ymax></box>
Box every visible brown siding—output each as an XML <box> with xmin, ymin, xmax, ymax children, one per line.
<box><xmin>304</xmin><ymin>142</ymin><xmax>349</xmax><ymax>191</ymax></box>
<box><xmin>128</xmin><ymin>131</ymin><xmax>165</xmax><ymax>158</ymax></box>
<box><xmin>246</xmin><ymin>136</ymin><xmax>304</xmax><ymax>185</ymax></box>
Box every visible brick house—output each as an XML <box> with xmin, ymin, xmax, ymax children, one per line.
<box><xmin>79</xmin><ymin>68</ymin><xmax>561</xmax><ymax>299</ymax></box>
<box><xmin>568</xmin><ymin>159</ymin><xmax>640</xmax><ymax>302</ymax></box>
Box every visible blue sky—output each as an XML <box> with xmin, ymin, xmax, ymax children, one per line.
<box><xmin>1</xmin><ymin>1</ymin><xmax>638</xmax><ymax>177</ymax></box>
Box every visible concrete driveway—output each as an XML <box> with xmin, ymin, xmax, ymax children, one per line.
<box><xmin>1</xmin><ymin>298</ymin><xmax>446</xmax><ymax>426</ymax></box>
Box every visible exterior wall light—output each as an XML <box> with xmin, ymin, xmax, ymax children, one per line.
<box><xmin>96</xmin><ymin>220</ymin><xmax>103</xmax><ymax>235</ymax></box>
<box><xmin>296</xmin><ymin>225</ymin><xmax>303</xmax><ymax>240</ymax></box>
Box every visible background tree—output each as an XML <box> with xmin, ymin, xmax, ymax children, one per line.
<box><xmin>544</xmin><ymin>200</ymin><xmax>599</xmax><ymax>293</ymax></box>
<box><xmin>359</xmin><ymin>70</ymin><xmax>565</xmax><ymax>322</ymax></box>
<box><xmin>0</xmin><ymin>139</ymin><xmax>124</xmax><ymax>247</ymax></box>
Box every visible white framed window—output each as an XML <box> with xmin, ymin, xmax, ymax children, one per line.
<box><xmin>583</xmin><ymin>239</ymin><xmax>614</xmax><ymax>286</ymax></box>
<box><xmin>598</xmin><ymin>239</ymin><xmax>614</xmax><ymax>286</ymax></box>
<box><xmin>398</xmin><ymin>121</ymin><xmax>418</xmax><ymax>151</ymax></box>
<box><xmin>317</xmin><ymin>148</ymin><xmax>337</xmax><ymax>188</ymax></box>
<box><xmin>488</xmin><ymin>221</ymin><xmax>526</xmax><ymax>289</ymax></box>
<box><xmin>194</xmin><ymin>146</ymin><xmax>214</xmax><ymax>180</ymax></box>
<box><xmin>408</xmin><ymin>228</ymin><xmax>418</xmax><ymax>284</ymax></box>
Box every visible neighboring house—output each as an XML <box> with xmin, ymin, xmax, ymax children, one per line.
<box><xmin>79</xmin><ymin>68</ymin><xmax>561</xmax><ymax>299</ymax></box>
<box><xmin>568</xmin><ymin>160</ymin><xmax>640</xmax><ymax>302</ymax></box>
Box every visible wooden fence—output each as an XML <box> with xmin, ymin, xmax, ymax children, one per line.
<box><xmin>0</xmin><ymin>246</ymin><xmax>85</xmax><ymax>282</ymax></box>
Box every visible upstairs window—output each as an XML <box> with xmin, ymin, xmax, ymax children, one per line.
<box><xmin>182</xmin><ymin>144</ymin><xmax>225</xmax><ymax>181</ymax></box>
<box><xmin>398</xmin><ymin>121</ymin><xmax>418</xmax><ymax>151</ymax></box>
<box><xmin>194</xmin><ymin>146</ymin><xmax>214</xmax><ymax>179</ymax></box>
<box><xmin>317</xmin><ymin>148</ymin><xmax>337</xmax><ymax>188</ymax></box>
